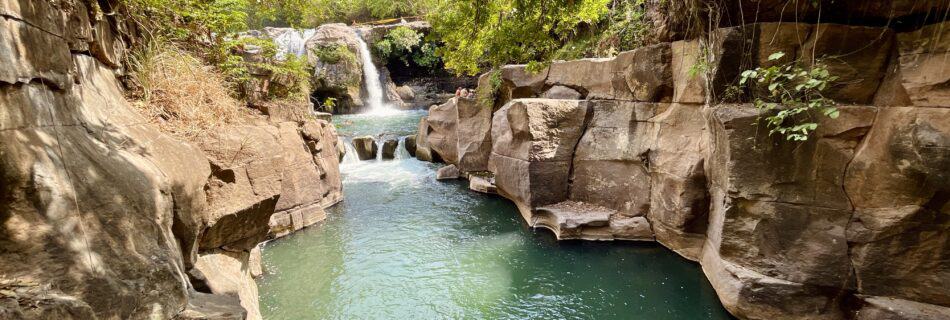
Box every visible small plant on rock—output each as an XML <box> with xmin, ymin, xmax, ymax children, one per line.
<box><xmin>739</xmin><ymin>52</ymin><xmax>839</xmax><ymax>141</ymax></box>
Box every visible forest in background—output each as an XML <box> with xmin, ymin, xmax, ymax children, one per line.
<box><xmin>128</xmin><ymin>0</ymin><xmax>660</xmax><ymax>75</ymax></box>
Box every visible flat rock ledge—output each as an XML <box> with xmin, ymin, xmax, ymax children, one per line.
<box><xmin>534</xmin><ymin>201</ymin><xmax>654</xmax><ymax>241</ymax></box>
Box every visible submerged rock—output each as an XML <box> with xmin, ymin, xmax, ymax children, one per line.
<box><xmin>352</xmin><ymin>136</ymin><xmax>378</xmax><ymax>160</ymax></box>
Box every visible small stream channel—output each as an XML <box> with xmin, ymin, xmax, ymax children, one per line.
<box><xmin>256</xmin><ymin>111</ymin><xmax>733</xmax><ymax>319</ymax></box>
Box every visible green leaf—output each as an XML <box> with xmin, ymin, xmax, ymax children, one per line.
<box><xmin>767</xmin><ymin>51</ymin><xmax>786</xmax><ymax>61</ymax></box>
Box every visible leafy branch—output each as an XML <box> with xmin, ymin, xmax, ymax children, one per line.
<box><xmin>739</xmin><ymin>52</ymin><xmax>839</xmax><ymax>141</ymax></box>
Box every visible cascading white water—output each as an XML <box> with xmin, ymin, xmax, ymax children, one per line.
<box><xmin>394</xmin><ymin>137</ymin><xmax>411</xmax><ymax>160</ymax></box>
<box><xmin>341</xmin><ymin>139</ymin><xmax>360</xmax><ymax>165</ymax></box>
<box><xmin>375</xmin><ymin>139</ymin><xmax>384</xmax><ymax>161</ymax></box>
<box><xmin>354</xmin><ymin>31</ymin><xmax>397</xmax><ymax>115</ymax></box>
<box><xmin>273</xmin><ymin>29</ymin><xmax>316</xmax><ymax>59</ymax></box>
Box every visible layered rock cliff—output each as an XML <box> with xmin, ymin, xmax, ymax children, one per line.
<box><xmin>0</xmin><ymin>1</ymin><xmax>342</xmax><ymax>319</ymax></box>
<box><xmin>415</xmin><ymin>7</ymin><xmax>949</xmax><ymax>320</ymax></box>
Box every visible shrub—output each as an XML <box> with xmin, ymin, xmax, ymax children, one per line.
<box><xmin>373</xmin><ymin>26</ymin><xmax>423</xmax><ymax>64</ymax></box>
<box><xmin>738</xmin><ymin>52</ymin><xmax>839</xmax><ymax>141</ymax></box>
<box><xmin>312</xmin><ymin>43</ymin><xmax>356</xmax><ymax>65</ymax></box>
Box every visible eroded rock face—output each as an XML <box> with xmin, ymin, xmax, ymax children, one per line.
<box><xmin>707</xmin><ymin>23</ymin><xmax>893</xmax><ymax>104</ymax></box>
<box><xmin>844</xmin><ymin>107</ymin><xmax>950</xmax><ymax>307</ymax></box>
<box><xmin>647</xmin><ymin>103</ymin><xmax>709</xmax><ymax>260</ymax></box>
<box><xmin>426</xmin><ymin>98</ymin><xmax>460</xmax><ymax>164</ymax></box>
<box><xmin>703</xmin><ymin>104</ymin><xmax>878</xmax><ymax>318</ymax></box>
<box><xmin>894</xmin><ymin>21</ymin><xmax>950</xmax><ymax>108</ymax></box>
<box><xmin>0</xmin><ymin>49</ymin><xmax>217</xmax><ymax>318</ymax></box>
<box><xmin>307</xmin><ymin>24</ymin><xmax>364</xmax><ymax>113</ymax></box>
<box><xmin>194</xmin><ymin>250</ymin><xmax>261</xmax><ymax>320</ymax></box>
<box><xmin>0</xmin><ymin>3</ymin><xmax>348</xmax><ymax>318</ymax></box>
<box><xmin>415</xmin><ymin>117</ymin><xmax>439</xmax><ymax>162</ymax></box>
<box><xmin>489</xmin><ymin>99</ymin><xmax>589</xmax><ymax>217</ymax></box>
<box><xmin>456</xmin><ymin>97</ymin><xmax>493</xmax><ymax>172</ymax></box>
<box><xmin>200</xmin><ymin>125</ymin><xmax>284</xmax><ymax>251</ymax></box>
<box><xmin>405</xmin><ymin>134</ymin><xmax>417</xmax><ymax>157</ymax></box>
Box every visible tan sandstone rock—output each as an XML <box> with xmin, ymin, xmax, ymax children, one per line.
<box><xmin>352</xmin><ymin>136</ymin><xmax>378</xmax><ymax>160</ymax></box>
<box><xmin>844</xmin><ymin>107</ymin><xmax>950</xmax><ymax>307</ymax></box>
<box><xmin>703</xmin><ymin>104</ymin><xmax>877</xmax><ymax>318</ymax></box>
<box><xmin>895</xmin><ymin>21</ymin><xmax>950</xmax><ymax>108</ymax></box>
<box><xmin>194</xmin><ymin>250</ymin><xmax>262</xmax><ymax>320</ymax></box>
<box><xmin>426</xmin><ymin>98</ymin><xmax>460</xmax><ymax>164</ymax></box>
<box><xmin>489</xmin><ymin>99</ymin><xmax>589</xmax><ymax>219</ymax></box>
<box><xmin>456</xmin><ymin>96</ymin><xmax>493</xmax><ymax>172</ymax></box>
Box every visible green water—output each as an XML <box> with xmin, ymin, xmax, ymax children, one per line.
<box><xmin>258</xmin><ymin>112</ymin><xmax>733</xmax><ymax>320</ymax></box>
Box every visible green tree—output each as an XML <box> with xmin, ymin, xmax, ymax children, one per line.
<box><xmin>426</xmin><ymin>0</ymin><xmax>610</xmax><ymax>75</ymax></box>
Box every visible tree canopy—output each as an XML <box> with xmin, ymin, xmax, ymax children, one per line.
<box><xmin>426</xmin><ymin>0</ymin><xmax>611</xmax><ymax>75</ymax></box>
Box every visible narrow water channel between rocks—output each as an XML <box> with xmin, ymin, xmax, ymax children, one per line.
<box><xmin>257</xmin><ymin>111</ymin><xmax>733</xmax><ymax>319</ymax></box>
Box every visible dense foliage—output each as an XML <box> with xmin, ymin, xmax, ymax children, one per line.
<box><xmin>425</xmin><ymin>0</ymin><xmax>611</xmax><ymax>75</ymax></box>
<box><xmin>373</xmin><ymin>27</ymin><xmax>441</xmax><ymax>69</ymax></box>
<box><xmin>247</xmin><ymin>0</ymin><xmax>427</xmax><ymax>28</ymax></box>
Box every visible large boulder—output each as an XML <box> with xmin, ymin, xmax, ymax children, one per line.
<box><xmin>703</xmin><ymin>104</ymin><xmax>877</xmax><ymax>319</ymax></box>
<box><xmin>268</xmin><ymin>121</ymin><xmax>341</xmax><ymax>238</ymax></box>
<box><xmin>489</xmin><ymin>99</ymin><xmax>589</xmax><ymax>217</ymax></box>
<box><xmin>455</xmin><ymin>97</ymin><xmax>493</xmax><ymax>172</ymax></box>
<box><xmin>381</xmin><ymin>138</ymin><xmax>398</xmax><ymax>159</ymax></box>
<box><xmin>436</xmin><ymin>164</ymin><xmax>460</xmax><ymax>180</ymax></box>
<box><xmin>843</xmin><ymin>107</ymin><xmax>950</xmax><ymax>307</ymax></box>
<box><xmin>306</xmin><ymin>24</ymin><xmax>364</xmax><ymax>113</ymax></box>
<box><xmin>544</xmin><ymin>44</ymin><xmax>672</xmax><ymax>102</ymax></box>
<box><xmin>414</xmin><ymin>117</ymin><xmax>440</xmax><ymax>162</ymax></box>
<box><xmin>426</xmin><ymin>99</ymin><xmax>460</xmax><ymax>164</ymax></box>
<box><xmin>570</xmin><ymin>100</ymin><xmax>658</xmax><ymax>217</ymax></box>
<box><xmin>199</xmin><ymin>125</ymin><xmax>284</xmax><ymax>251</ymax></box>
<box><xmin>497</xmin><ymin>65</ymin><xmax>549</xmax><ymax>103</ymax></box>
<box><xmin>194</xmin><ymin>250</ymin><xmax>261</xmax><ymax>320</ymax></box>
<box><xmin>404</xmin><ymin>134</ymin><xmax>417</xmax><ymax>157</ymax></box>
<box><xmin>351</xmin><ymin>136</ymin><xmax>378</xmax><ymax>160</ymax></box>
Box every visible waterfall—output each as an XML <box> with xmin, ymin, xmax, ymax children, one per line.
<box><xmin>273</xmin><ymin>29</ymin><xmax>316</xmax><ymax>59</ymax></box>
<box><xmin>375</xmin><ymin>139</ymin><xmax>384</xmax><ymax>161</ymax></box>
<box><xmin>341</xmin><ymin>139</ymin><xmax>360</xmax><ymax>165</ymax></box>
<box><xmin>395</xmin><ymin>137</ymin><xmax>412</xmax><ymax>160</ymax></box>
<box><xmin>354</xmin><ymin>31</ymin><xmax>397</xmax><ymax>115</ymax></box>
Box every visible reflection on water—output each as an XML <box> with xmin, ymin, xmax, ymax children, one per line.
<box><xmin>257</xmin><ymin>112</ymin><xmax>733</xmax><ymax>320</ymax></box>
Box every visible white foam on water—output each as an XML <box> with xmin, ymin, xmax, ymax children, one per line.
<box><xmin>394</xmin><ymin>137</ymin><xmax>411</xmax><ymax>160</ymax></box>
<box><xmin>341</xmin><ymin>139</ymin><xmax>360</xmax><ymax>165</ymax></box>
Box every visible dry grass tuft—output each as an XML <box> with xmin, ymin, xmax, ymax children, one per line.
<box><xmin>130</xmin><ymin>43</ymin><xmax>258</xmax><ymax>139</ymax></box>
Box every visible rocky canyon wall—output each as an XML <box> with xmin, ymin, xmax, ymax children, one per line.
<box><xmin>415</xmin><ymin>6</ymin><xmax>949</xmax><ymax>320</ymax></box>
<box><xmin>0</xmin><ymin>1</ymin><xmax>342</xmax><ymax>319</ymax></box>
